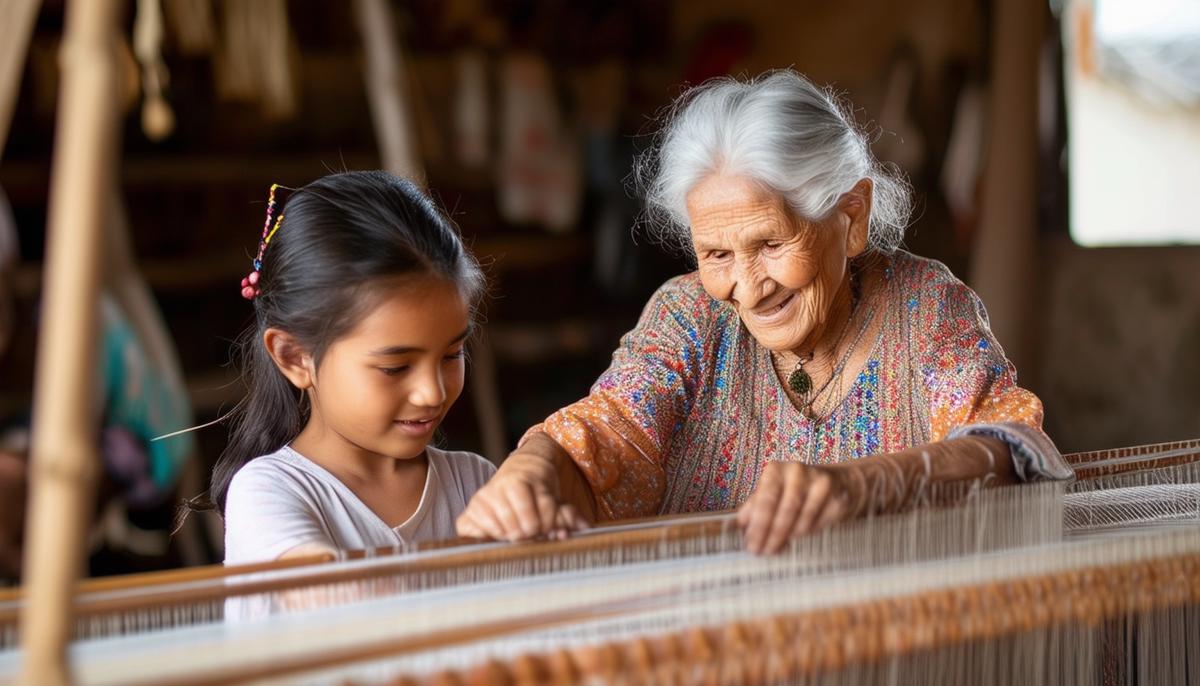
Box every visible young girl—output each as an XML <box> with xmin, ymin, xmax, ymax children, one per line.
<box><xmin>214</xmin><ymin>171</ymin><xmax>494</xmax><ymax>565</ymax></box>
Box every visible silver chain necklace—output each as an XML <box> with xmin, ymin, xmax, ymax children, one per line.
<box><xmin>787</xmin><ymin>297</ymin><xmax>878</xmax><ymax>418</ymax></box>
<box><xmin>784</xmin><ymin>264</ymin><xmax>883</xmax><ymax>419</ymax></box>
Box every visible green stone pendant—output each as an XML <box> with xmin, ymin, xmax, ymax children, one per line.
<box><xmin>788</xmin><ymin>367</ymin><xmax>812</xmax><ymax>395</ymax></box>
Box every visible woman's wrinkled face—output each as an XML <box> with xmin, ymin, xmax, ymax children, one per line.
<box><xmin>687</xmin><ymin>174</ymin><xmax>865</xmax><ymax>354</ymax></box>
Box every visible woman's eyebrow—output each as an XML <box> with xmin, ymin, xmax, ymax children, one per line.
<box><xmin>693</xmin><ymin>237</ymin><xmax>725</xmax><ymax>252</ymax></box>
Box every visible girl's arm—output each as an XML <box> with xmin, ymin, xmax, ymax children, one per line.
<box><xmin>277</xmin><ymin>542</ymin><xmax>338</xmax><ymax>561</ymax></box>
<box><xmin>223</xmin><ymin>464</ymin><xmax>337</xmax><ymax>565</ymax></box>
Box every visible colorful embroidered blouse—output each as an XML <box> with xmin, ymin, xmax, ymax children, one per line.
<box><xmin>529</xmin><ymin>251</ymin><xmax>1068</xmax><ymax>520</ymax></box>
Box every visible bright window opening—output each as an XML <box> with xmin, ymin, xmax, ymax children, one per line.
<box><xmin>1063</xmin><ymin>0</ymin><xmax>1200</xmax><ymax>246</ymax></box>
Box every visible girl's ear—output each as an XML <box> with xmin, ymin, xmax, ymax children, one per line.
<box><xmin>838</xmin><ymin>178</ymin><xmax>873</xmax><ymax>258</ymax></box>
<box><xmin>263</xmin><ymin>328</ymin><xmax>315</xmax><ymax>390</ymax></box>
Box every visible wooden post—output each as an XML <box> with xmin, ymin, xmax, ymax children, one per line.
<box><xmin>468</xmin><ymin>331</ymin><xmax>507</xmax><ymax>463</ymax></box>
<box><xmin>18</xmin><ymin>0</ymin><xmax>122</xmax><ymax>683</ymax></box>
<box><xmin>969</xmin><ymin>0</ymin><xmax>1044</xmax><ymax>378</ymax></box>
<box><xmin>353</xmin><ymin>0</ymin><xmax>509</xmax><ymax>459</ymax></box>
<box><xmin>0</xmin><ymin>0</ymin><xmax>42</xmax><ymax>158</ymax></box>
<box><xmin>353</xmin><ymin>0</ymin><xmax>423</xmax><ymax>183</ymax></box>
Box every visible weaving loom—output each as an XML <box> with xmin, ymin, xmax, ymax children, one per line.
<box><xmin>0</xmin><ymin>439</ymin><xmax>1197</xmax><ymax>685</ymax></box>
<box><xmin>7</xmin><ymin>2</ymin><xmax>1198</xmax><ymax>683</ymax></box>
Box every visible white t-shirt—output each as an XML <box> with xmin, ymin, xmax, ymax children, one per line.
<box><xmin>223</xmin><ymin>445</ymin><xmax>495</xmax><ymax>565</ymax></box>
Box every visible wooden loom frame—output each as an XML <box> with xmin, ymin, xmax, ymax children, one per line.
<box><xmin>24</xmin><ymin>549</ymin><xmax>1196</xmax><ymax>686</ymax></box>
<box><xmin>1</xmin><ymin>439</ymin><xmax>1197</xmax><ymax>649</ymax></box>
<box><xmin>3</xmin><ymin>443</ymin><xmax>1197</xmax><ymax>685</ymax></box>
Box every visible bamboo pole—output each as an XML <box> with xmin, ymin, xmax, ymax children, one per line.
<box><xmin>18</xmin><ymin>0</ymin><xmax>123</xmax><ymax>683</ymax></box>
<box><xmin>0</xmin><ymin>0</ymin><xmax>41</xmax><ymax>159</ymax></box>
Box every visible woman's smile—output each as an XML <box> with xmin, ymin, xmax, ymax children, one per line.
<box><xmin>747</xmin><ymin>291</ymin><xmax>797</xmax><ymax>326</ymax></box>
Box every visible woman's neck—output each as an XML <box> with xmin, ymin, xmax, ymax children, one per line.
<box><xmin>774</xmin><ymin>267</ymin><xmax>859</xmax><ymax>377</ymax></box>
<box><xmin>772</xmin><ymin>255</ymin><xmax>887</xmax><ymax>414</ymax></box>
<box><xmin>803</xmin><ymin>280</ymin><xmax>857</xmax><ymax>378</ymax></box>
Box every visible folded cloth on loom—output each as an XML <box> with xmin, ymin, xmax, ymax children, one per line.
<box><xmin>528</xmin><ymin>250</ymin><xmax>1072</xmax><ymax>519</ymax></box>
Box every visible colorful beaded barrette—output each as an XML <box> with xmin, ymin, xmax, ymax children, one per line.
<box><xmin>241</xmin><ymin>183</ymin><xmax>285</xmax><ymax>300</ymax></box>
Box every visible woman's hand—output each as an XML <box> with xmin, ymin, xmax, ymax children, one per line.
<box><xmin>737</xmin><ymin>437</ymin><xmax>1016</xmax><ymax>555</ymax></box>
<box><xmin>736</xmin><ymin>461</ymin><xmax>862</xmax><ymax>555</ymax></box>
<box><xmin>456</xmin><ymin>433</ymin><xmax>593</xmax><ymax>542</ymax></box>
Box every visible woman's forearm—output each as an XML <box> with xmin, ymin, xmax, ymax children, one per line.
<box><xmin>516</xmin><ymin>431</ymin><xmax>599</xmax><ymax>522</ymax></box>
<box><xmin>836</xmin><ymin>435</ymin><xmax>1015</xmax><ymax>516</ymax></box>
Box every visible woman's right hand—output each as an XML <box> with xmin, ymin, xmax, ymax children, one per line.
<box><xmin>456</xmin><ymin>433</ymin><xmax>591</xmax><ymax>541</ymax></box>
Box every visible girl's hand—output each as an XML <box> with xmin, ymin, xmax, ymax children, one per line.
<box><xmin>456</xmin><ymin>434</ymin><xmax>591</xmax><ymax>542</ymax></box>
<box><xmin>736</xmin><ymin>461</ymin><xmax>862</xmax><ymax>555</ymax></box>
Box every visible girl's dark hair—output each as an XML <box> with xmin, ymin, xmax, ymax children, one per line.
<box><xmin>200</xmin><ymin>171</ymin><xmax>484</xmax><ymax>513</ymax></box>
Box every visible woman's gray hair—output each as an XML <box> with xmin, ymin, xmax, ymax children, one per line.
<box><xmin>637</xmin><ymin>70</ymin><xmax>912</xmax><ymax>256</ymax></box>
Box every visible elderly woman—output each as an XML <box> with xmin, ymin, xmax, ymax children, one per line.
<box><xmin>457</xmin><ymin>70</ymin><xmax>1070</xmax><ymax>554</ymax></box>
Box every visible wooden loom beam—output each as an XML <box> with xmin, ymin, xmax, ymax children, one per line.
<box><xmin>402</xmin><ymin>552</ymin><xmax>1200</xmax><ymax>686</ymax></box>
<box><xmin>38</xmin><ymin>547</ymin><xmax>1198</xmax><ymax>686</ymax></box>
<box><xmin>0</xmin><ymin>515</ymin><xmax>738</xmax><ymax>625</ymax></box>
<box><xmin>17</xmin><ymin>0</ymin><xmax>123</xmax><ymax>683</ymax></box>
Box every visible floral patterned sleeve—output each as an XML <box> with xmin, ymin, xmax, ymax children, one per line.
<box><xmin>922</xmin><ymin>269</ymin><xmax>1072</xmax><ymax>481</ymax></box>
<box><xmin>522</xmin><ymin>275</ymin><xmax>710</xmax><ymax>520</ymax></box>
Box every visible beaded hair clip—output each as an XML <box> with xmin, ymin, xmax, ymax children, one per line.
<box><xmin>241</xmin><ymin>183</ymin><xmax>285</xmax><ymax>300</ymax></box>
